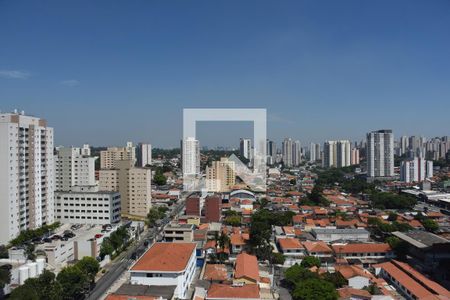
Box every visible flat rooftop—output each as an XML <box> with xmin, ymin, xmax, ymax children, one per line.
<box><xmin>392</xmin><ymin>230</ymin><xmax>449</xmax><ymax>248</ymax></box>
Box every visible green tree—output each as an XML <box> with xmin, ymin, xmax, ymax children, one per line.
<box><xmin>99</xmin><ymin>237</ymin><xmax>114</xmax><ymax>259</ymax></box>
<box><xmin>224</xmin><ymin>215</ymin><xmax>241</xmax><ymax>226</ymax></box>
<box><xmin>153</xmin><ymin>172</ymin><xmax>167</xmax><ymax>186</ymax></box>
<box><xmin>284</xmin><ymin>264</ymin><xmax>318</xmax><ymax>288</ymax></box>
<box><xmin>300</xmin><ymin>256</ymin><xmax>321</xmax><ymax>268</ymax></box>
<box><xmin>386</xmin><ymin>236</ymin><xmax>409</xmax><ymax>260</ymax></box>
<box><xmin>292</xmin><ymin>278</ymin><xmax>338</xmax><ymax>300</ymax></box>
<box><xmin>57</xmin><ymin>265</ymin><xmax>89</xmax><ymax>300</ymax></box>
<box><xmin>0</xmin><ymin>265</ymin><xmax>11</xmax><ymax>289</ymax></box>
<box><xmin>217</xmin><ymin>232</ymin><xmax>230</xmax><ymax>252</ymax></box>
<box><xmin>76</xmin><ymin>257</ymin><xmax>100</xmax><ymax>282</ymax></box>
<box><xmin>321</xmin><ymin>272</ymin><xmax>347</xmax><ymax>288</ymax></box>
<box><xmin>421</xmin><ymin>218</ymin><xmax>439</xmax><ymax>233</ymax></box>
<box><xmin>10</xmin><ymin>270</ymin><xmax>62</xmax><ymax>300</ymax></box>
<box><xmin>271</xmin><ymin>252</ymin><xmax>285</xmax><ymax>265</ymax></box>
<box><xmin>387</xmin><ymin>212</ymin><xmax>398</xmax><ymax>222</ymax></box>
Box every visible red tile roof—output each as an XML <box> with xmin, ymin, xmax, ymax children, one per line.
<box><xmin>278</xmin><ymin>238</ymin><xmax>303</xmax><ymax>250</ymax></box>
<box><xmin>335</xmin><ymin>265</ymin><xmax>372</xmax><ymax>279</ymax></box>
<box><xmin>302</xmin><ymin>241</ymin><xmax>333</xmax><ymax>253</ymax></box>
<box><xmin>234</xmin><ymin>253</ymin><xmax>259</xmax><ymax>282</ymax></box>
<box><xmin>207</xmin><ymin>283</ymin><xmax>260</xmax><ymax>299</ymax></box>
<box><xmin>203</xmin><ymin>264</ymin><xmax>228</xmax><ymax>281</ymax></box>
<box><xmin>332</xmin><ymin>243</ymin><xmax>391</xmax><ymax>254</ymax></box>
<box><xmin>230</xmin><ymin>233</ymin><xmax>246</xmax><ymax>246</ymax></box>
<box><xmin>131</xmin><ymin>242</ymin><xmax>196</xmax><ymax>272</ymax></box>
<box><xmin>374</xmin><ymin>260</ymin><xmax>450</xmax><ymax>299</ymax></box>
<box><xmin>337</xmin><ymin>287</ymin><xmax>371</xmax><ymax>299</ymax></box>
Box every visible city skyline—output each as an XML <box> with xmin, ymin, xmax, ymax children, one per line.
<box><xmin>2</xmin><ymin>0</ymin><xmax>450</xmax><ymax>147</ymax></box>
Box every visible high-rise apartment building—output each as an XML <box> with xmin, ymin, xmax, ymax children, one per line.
<box><xmin>367</xmin><ymin>130</ymin><xmax>394</xmax><ymax>178</ymax></box>
<box><xmin>322</xmin><ymin>141</ymin><xmax>336</xmax><ymax>168</ymax></box>
<box><xmin>315</xmin><ymin>143</ymin><xmax>321</xmax><ymax>161</ymax></box>
<box><xmin>351</xmin><ymin>148</ymin><xmax>360</xmax><ymax>165</ymax></box>
<box><xmin>309</xmin><ymin>143</ymin><xmax>317</xmax><ymax>162</ymax></box>
<box><xmin>206</xmin><ymin>157</ymin><xmax>236</xmax><ymax>192</ymax></box>
<box><xmin>81</xmin><ymin>144</ymin><xmax>91</xmax><ymax>156</ymax></box>
<box><xmin>240</xmin><ymin>138</ymin><xmax>252</xmax><ymax>161</ymax></box>
<box><xmin>0</xmin><ymin>111</ymin><xmax>55</xmax><ymax>244</ymax></box>
<box><xmin>282</xmin><ymin>138</ymin><xmax>293</xmax><ymax>167</ymax></box>
<box><xmin>266</xmin><ymin>140</ymin><xmax>276</xmax><ymax>165</ymax></box>
<box><xmin>400</xmin><ymin>136</ymin><xmax>409</xmax><ymax>156</ymax></box>
<box><xmin>55</xmin><ymin>146</ymin><xmax>97</xmax><ymax>192</ymax></box>
<box><xmin>136</xmin><ymin>143</ymin><xmax>152</xmax><ymax>167</ymax></box>
<box><xmin>336</xmin><ymin>140</ymin><xmax>351</xmax><ymax>167</ymax></box>
<box><xmin>100</xmin><ymin>142</ymin><xmax>136</xmax><ymax>169</ymax></box>
<box><xmin>322</xmin><ymin>140</ymin><xmax>351</xmax><ymax>168</ymax></box>
<box><xmin>293</xmin><ymin>140</ymin><xmax>302</xmax><ymax>166</ymax></box>
<box><xmin>182</xmin><ymin>137</ymin><xmax>200</xmax><ymax>177</ymax></box>
<box><xmin>99</xmin><ymin>160</ymin><xmax>151</xmax><ymax>217</ymax></box>
<box><xmin>400</xmin><ymin>157</ymin><xmax>433</xmax><ymax>183</ymax></box>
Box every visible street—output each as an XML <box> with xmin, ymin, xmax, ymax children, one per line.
<box><xmin>86</xmin><ymin>197</ymin><xmax>186</xmax><ymax>300</ymax></box>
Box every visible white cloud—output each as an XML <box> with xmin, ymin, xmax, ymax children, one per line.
<box><xmin>60</xmin><ymin>79</ymin><xmax>80</xmax><ymax>86</ymax></box>
<box><xmin>0</xmin><ymin>70</ymin><xmax>31</xmax><ymax>79</ymax></box>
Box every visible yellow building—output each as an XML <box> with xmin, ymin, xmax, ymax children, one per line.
<box><xmin>206</xmin><ymin>157</ymin><xmax>236</xmax><ymax>192</ymax></box>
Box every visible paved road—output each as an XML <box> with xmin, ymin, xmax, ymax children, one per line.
<box><xmin>86</xmin><ymin>198</ymin><xmax>186</xmax><ymax>300</ymax></box>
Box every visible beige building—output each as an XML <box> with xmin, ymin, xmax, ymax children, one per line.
<box><xmin>100</xmin><ymin>142</ymin><xmax>136</xmax><ymax>169</ymax></box>
<box><xmin>99</xmin><ymin>160</ymin><xmax>151</xmax><ymax>217</ymax></box>
<box><xmin>206</xmin><ymin>157</ymin><xmax>236</xmax><ymax>192</ymax></box>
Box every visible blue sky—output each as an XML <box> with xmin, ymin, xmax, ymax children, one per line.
<box><xmin>1</xmin><ymin>0</ymin><xmax>449</xmax><ymax>148</ymax></box>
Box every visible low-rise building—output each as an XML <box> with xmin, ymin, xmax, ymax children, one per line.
<box><xmin>233</xmin><ymin>253</ymin><xmax>259</xmax><ymax>285</ymax></box>
<box><xmin>55</xmin><ymin>186</ymin><xmax>121</xmax><ymax>225</ymax></box>
<box><xmin>374</xmin><ymin>260</ymin><xmax>450</xmax><ymax>300</ymax></box>
<box><xmin>311</xmin><ymin>228</ymin><xmax>369</xmax><ymax>242</ymax></box>
<box><xmin>163</xmin><ymin>223</ymin><xmax>194</xmax><ymax>242</ymax></box>
<box><xmin>278</xmin><ymin>238</ymin><xmax>305</xmax><ymax>266</ymax></box>
<box><xmin>302</xmin><ymin>241</ymin><xmax>333</xmax><ymax>258</ymax></box>
<box><xmin>332</xmin><ymin>243</ymin><xmax>394</xmax><ymax>264</ymax></box>
<box><xmin>335</xmin><ymin>265</ymin><xmax>372</xmax><ymax>289</ymax></box>
<box><xmin>129</xmin><ymin>242</ymin><xmax>197</xmax><ymax>299</ymax></box>
<box><xmin>206</xmin><ymin>283</ymin><xmax>260</xmax><ymax>300</ymax></box>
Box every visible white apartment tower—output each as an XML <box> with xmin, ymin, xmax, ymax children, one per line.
<box><xmin>323</xmin><ymin>141</ymin><xmax>337</xmax><ymax>168</ymax></box>
<box><xmin>367</xmin><ymin>130</ymin><xmax>394</xmax><ymax>178</ymax></box>
<box><xmin>0</xmin><ymin>111</ymin><xmax>55</xmax><ymax>244</ymax></box>
<box><xmin>309</xmin><ymin>143</ymin><xmax>317</xmax><ymax>162</ymax></box>
<box><xmin>282</xmin><ymin>138</ymin><xmax>293</xmax><ymax>167</ymax></box>
<box><xmin>323</xmin><ymin>140</ymin><xmax>351</xmax><ymax>168</ymax></box>
<box><xmin>55</xmin><ymin>147</ymin><xmax>96</xmax><ymax>191</ymax></box>
<box><xmin>293</xmin><ymin>140</ymin><xmax>302</xmax><ymax>166</ymax></box>
<box><xmin>239</xmin><ymin>138</ymin><xmax>252</xmax><ymax>161</ymax></box>
<box><xmin>400</xmin><ymin>157</ymin><xmax>433</xmax><ymax>183</ymax></box>
<box><xmin>136</xmin><ymin>143</ymin><xmax>152</xmax><ymax>167</ymax></box>
<box><xmin>182</xmin><ymin>137</ymin><xmax>200</xmax><ymax>176</ymax></box>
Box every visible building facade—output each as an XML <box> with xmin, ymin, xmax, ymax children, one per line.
<box><xmin>206</xmin><ymin>157</ymin><xmax>236</xmax><ymax>192</ymax></box>
<box><xmin>367</xmin><ymin>130</ymin><xmax>394</xmax><ymax>178</ymax></box>
<box><xmin>130</xmin><ymin>243</ymin><xmax>197</xmax><ymax>299</ymax></box>
<box><xmin>55</xmin><ymin>186</ymin><xmax>121</xmax><ymax>225</ymax></box>
<box><xmin>55</xmin><ymin>146</ymin><xmax>96</xmax><ymax>192</ymax></box>
<box><xmin>136</xmin><ymin>143</ymin><xmax>152</xmax><ymax>167</ymax></box>
<box><xmin>99</xmin><ymin>160</ymin><xmax>151</xmax><ymax>217</ymax></box>
<box><xmin>0</xmin><ymin>111</ymin><xmax>55</xmax><ymax>244</ymax></box>
<box><xmin>100</xmin><ymin>142</ymin><xmax>136</xmax><ymax>169</ymax></box>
